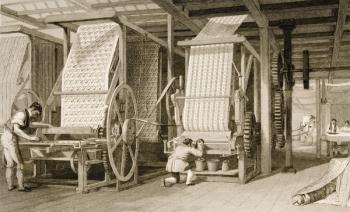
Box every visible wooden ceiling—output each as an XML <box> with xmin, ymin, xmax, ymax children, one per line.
<box><xmin>1</xmin><ymin>0</ymin><xmax>350</xmax><ymax>71</ymax></box>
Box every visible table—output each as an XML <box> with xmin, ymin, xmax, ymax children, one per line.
<box><xmin>326</xmin><ymin>132</ymin><xmax>350</xmax><ymax>157</ymax></box>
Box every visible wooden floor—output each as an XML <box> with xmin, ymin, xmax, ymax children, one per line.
<box><xmin>0</xmin><ymin>152</ymin><xmax>349</xmax><ymax>212</ymax></box>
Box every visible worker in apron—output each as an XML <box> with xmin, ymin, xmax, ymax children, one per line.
<box><xmin>1</xmin><ymin>102</ymin><xmax>42</xmax><ymax>192</ymax></box>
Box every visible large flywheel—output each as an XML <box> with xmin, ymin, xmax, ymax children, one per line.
<box><xmin>273</xmin><ymin>91</ymin><xmax>285</xmax><ymax>148</ymax></box>
<box><xmin>243</xmin><ymin>112</ymin><xmax>256</xmax><ymax>158</ymax></box>
<box><xmin>107</xmin><ymin>83</ymin><xmax>139</xmax><ymax>182</ymax></box>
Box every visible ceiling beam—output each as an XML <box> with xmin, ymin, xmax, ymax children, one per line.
<box><xmin>2</xmin><ymin>0</ymin><xmax>51</xmax><ymax>6</ymax></box>
<box><xmin>44</xmin><ymin>10</ymin><xmax>185</xmax><ymax>57</ymax></box>
<box><xmin>188</xmin><ymin>0</ymin><xmax>338</xmax><ymax>18</ymax></box>
<box><xmin>44</xmin><ymin>10</ymin><xmax>117</xmax><ymax>23</ymax></box>
<box><xmin>243</xmin><ymin>0</ymin><xmax>280</xmax><ymax>52</ymax></box>
<box><xmin>0</xmin><ymin>24</ymin><xmax>63</xmax><ymax>44</ymax></box>
<box><xmin>115</xmin><ymin>16</ymin><xmax>185</xmax><ymax>57</ymax></box>
<box><xmin>16</xmin><ymin>6</ymin><xmax>80</xmax><ymax>16</ymax></box>
<box><xmin>91</xmin><ymin>0</ymin><xmax>152</xmax><ymax>9</ymax></box>
<box><xmin>67</xmin><ymin>0</ymin><xmax>91</xmax><ymax>10</ymax></box>
<box><xmin>150</xmin><ymin>0</ymin><xmax>203</xmax><ymax>34</ymax></box>
<box><xmin>331</xmin><ymin>0</ymin><xmax>348</xmax><ymax>67</ymax></box>
<box><xmin>0</xmin><ymin>5</ymin><xmax>47</xmax><ymax>28</ymax></box>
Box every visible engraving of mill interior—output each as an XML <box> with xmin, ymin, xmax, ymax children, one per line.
<box><xmin>1</xmin><ymin>0</ymin><xmax>350</xmax><ymax>211</ymax></box>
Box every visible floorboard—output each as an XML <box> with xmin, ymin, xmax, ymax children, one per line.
<box><xmin>0</xmin><ymin>152</ymin><xmax>349</xmax><ymax>212</ymax></box>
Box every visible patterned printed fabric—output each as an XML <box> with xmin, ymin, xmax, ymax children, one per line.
<box><xmin>61</xmin><ymin>23</ymin><xmax>120</xmax><ymax>127</ymax></box>
<box><xmin>182</xmin><ymin>15</ymin><xmax>247</xmax><ymax>133</ymax></box>
<box><xmin>127</xmin><ymin>38</ymin><xmax>160</xmax><ymax>143</ymax></box>
<box><xmin>293</xmin><ymin>157</ymin><xmax>350</xmax><ymax>207</ymax></box>
<box><xmin>0</xmin><ymin>34</ymin><xmax>31</xmax><ymax>126</ymax></box>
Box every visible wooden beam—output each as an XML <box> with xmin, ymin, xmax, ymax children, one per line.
<box><xmin>2</xmin><ymin>0</ymin><xmax>51</xmax><ymax>6</ymax></box>
<box><xmin>0</xmin><ymin>25</ymin><xmax>63</xmax><ymax>44</ymax></box>
<box><xmin>67</xmin><ymin>0</ymin><xmax>92</xmax><ymax>10</ymax></box>
<box><xmin>115</xmin><ymin>16</ymin><xmax>185</xmax><ymax>57</ymax></box>
<box><xmin>0</xmin><ymin>5</ymin><xmax>47</xmax><ymax>28</ymax></box>
<box><xmin>127</xmin><ymin>14</ymin><xmax>168</xmax><ymax>23</ymax></box>
<box><xmin>150</xmin><ymin>0</ymin><xmax>203</xmax><ymax>34</ymax></box>
<box><xmin>331</xmin><ymin>0</ymin><xmax>348</xmax><ymax>67</ymax></box>
<box><xmin>168</xmin><ymin>14</ymin><xmax>174</xmax><ymax>81</ymax></box>
<box><xmin>243</xmin><ymin>0</ymin><xmax>268</xmax><ymax>27</ymax></box>
<box><xmin>244</xmin><ymin>55</ymin><xmax>254</xmax><ymax>92</ymax></box>
<box><xmin>177</xmin><ymin>36</ymin><xmax>246</xmax><ymax>46</ymax></box>
<box><xmin>315</xmin><ymin>79</ymin><xmax>321</xmax><ymax>158</ymax></box>
<box><xmin>293</xmin><ymin>67</ymin><xmax>350</xmax><ymax>80</ymax></box>
<box><xmin>243</xmin><ymin>40</ymin><xmax>261</xmax><ymax>62</ymax></box>
<box><xmin>62</xmin><ymin>27</ymin><xmax>71</xmax><ymax>64</ymax></box>
<box><xmin>91</xmin><ymin>0</ymin><xmax>152</xmax><ymax>9</ymax></box>
<box><xmin>253</xmin><ymin>58</ymin><xmax>261</xmax><ymax>122</ymax></box>
<box><xmin>118</xmin><ymin>9</ymin><xmax>164</xmax><ymax>16</ymax></box>
<box><xmin>167</xmin><ymin>14</ymin><xmax>176</xmax><ymax>138</ymax></box>
<box><xmin>259</xmin><ymin>27</ymin><xmax>271</xmax><ymax>174</ymax></box>
<box><xmin>44</xmin><ymin>10</ymin><xmax>117</xmax><ymax>23</ymax></box>
<box><xmin>44</xmin><ymin>8</ymin><xmax>184</xmax><ymax>58</ymax></box>
<box><xmin>243</xmin><ymin>0</ymin><xmax>280</xmax><ymax>53</ymax></box>
<box><xmin>16</xmin><ymin>6</ymin><xmax>80</xmax><ymax>15</ymax></box>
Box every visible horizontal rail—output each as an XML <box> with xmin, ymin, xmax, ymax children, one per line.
<box><xmin>53</xmin><ymin>90</ymin><xmax>108</xmax><ymax>96</ymax></box>
<box><xmin>177</xmin><ymin>36</ymin><xmax>246</xmax><ymax>47</ymax></box>
<box><xmin>176</xmin><ymin>96</ymin><xmax>232</xmax><ymax>99</ymax></box>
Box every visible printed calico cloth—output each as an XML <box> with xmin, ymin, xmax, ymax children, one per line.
<box><xmin>293</xmin><ymin>157</ymin><xmax>350</xmax><ymax>207</ymax></box>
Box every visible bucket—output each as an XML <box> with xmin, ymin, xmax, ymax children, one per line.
<box><xmin>207</xmin><ymin>159</ymin><xmax>219</xmax><ymax>172</ymax></box>
<box><xmin>222</xmin><ymin>160</ymin><xmax>229</xmax><ymax>172</ymax></box>
<box><xmin>195</xmin><ymin>158</ymin><xmax>206</xmax><ymax>171</ymax></box>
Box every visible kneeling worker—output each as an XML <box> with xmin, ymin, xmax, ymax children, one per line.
<box><xmin>1</xmin><ymin>102</ymin><xmax>42</xmax><ymax>192</ymax></box>
<box><xmin>163</xmin><ymin>138</ymin><xmax>204</xmax><ymax>187</ymax></box>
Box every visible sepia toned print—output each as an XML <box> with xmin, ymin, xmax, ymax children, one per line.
<box><xmin>1</xmin><ymin>0</ymin><xmax>350</xmax><ymax>211</ymax></box>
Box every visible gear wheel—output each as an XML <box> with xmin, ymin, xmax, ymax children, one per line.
<box><xmin>243</xmin><ymin>112</ymin><xmax>256</xmax><ymax>158</ymax></box>
<box><xmin>274</xmin><ymin>91</ymin><xmax>285</xmax><ymax>148</ymax></box>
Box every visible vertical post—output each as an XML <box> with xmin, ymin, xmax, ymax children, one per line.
<box><xmin>253</xmin><ymin>58</ymin><xmax>261</xmax><ymax>122</ymax></box>
<box><xmin>167</xmin><ymin>14</ymin><xmax>175</xmax><ymax>139</ymax></box>
<box><xmin>280</xmin><ymin>21</ymin><xmax>296</xmax><ymax>173</ymax></box>
<box><xmin>77</xmin><ymin>149</ymin><xmax>87</xmax><ymax>193</ymax></box>
<box><xmin>62</xmin><ymin>27</ymin><xmax>70</xmax><ymax>64</ymax></box>
<box><xmin>241</xmin><ymin>45</ymin><xmax>246</xmax><ymax>90</ymax></box>
<box><xmin>321</xmin><ymin>79</ymin><xmax>329</xmax><ymax>156</ymax></box>
<box><xmin>167</xmin><ymin>14</ymin><xmax>174</xmax><ymax>82</ymax></box>
<box><xmin>260</xmin><ymin>27</ymin><xmax>272</xmax><ymax>174</ymax></box>
<box><xmin>185</xmin><ymin>48</ymin><xmax>190</xmax><ymax>79</ymax></box>
<box><xmin>120</xmin><ymin>25</ymin><xmax>127</xmax><ymax>84</ymax></box>
<box><xmin>316</xmin><ymin>79</ymin><xmax>321</xmax><ymax>158</ymax></box>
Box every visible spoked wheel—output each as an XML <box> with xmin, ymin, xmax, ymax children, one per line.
<box><xmin>274</xmin><ymin>91</ymin><xmax>285</xmax><ymax>148</ymax></box>
<box><xmin>11</xmin><ymin>89</ymin><xmax>45</xmax><ymax>121</ymax></box>
<box><xmin>243</xmin><ymin>112</ymin><xmax>256</xmax><ymax>158</ymax></box>
<box><xmin>107</xmin><ymin>83</ymin><xmax>139</xmax><ymax>182</ymax></box>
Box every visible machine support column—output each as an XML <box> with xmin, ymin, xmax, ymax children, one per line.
<box><xmin>259</xmin><ymin>27</ymin><xmax>272</xmax><ymax>174</ymax></box>
<box><xmin>280</xmin><ymin>21</ymin><xmax>296</xmax><ymax>173</ymax></box>
<box><xmin>167</xmin><ymin>14</ymin><xmax>176</xmax><ymax>139</ymax></box>
<box><xmin>253</xmin><ymin>58</ymin><xmax>261</xmax><ymax>123</ymax></box>
<box><xmin>316</xmin><ymin>79</ymin><xmax>321</xmax><ymax>158</ymax></box>
<box><xmin>63</xmin><ymin>27</ymin><xmax>71</xmax><ymax>64</ymax></box>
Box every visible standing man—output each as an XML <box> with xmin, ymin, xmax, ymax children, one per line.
<box><xmin>1</xmin><ymin>102</ymin><xmax>42</xmax><ymax>192</ymax></box>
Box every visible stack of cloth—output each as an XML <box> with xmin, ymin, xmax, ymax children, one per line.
<box><xmin>61</xmin><ymin>23</ymin><xmax>120</xmax><ymax>128</ymax></box>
